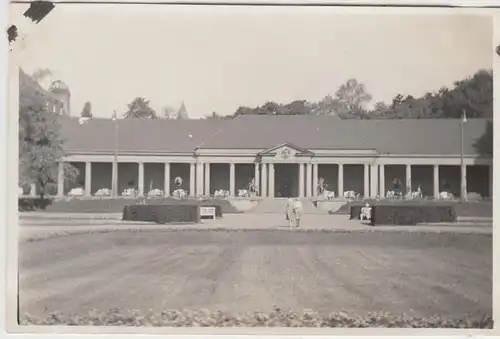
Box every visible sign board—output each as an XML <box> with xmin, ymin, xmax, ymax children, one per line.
<box><xmin>200</xmin><ymin>206</ymin><xmax>216</xmax><ymax>220</ymax></box>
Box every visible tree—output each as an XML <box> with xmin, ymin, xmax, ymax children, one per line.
<box><xmin>473</xmin><ymin>120</ymin><xmax>493</xmax><ymax>157</ymax></box>
<box><xmin>334</xmin><ymin>78</ymin><xmax>372</xmax><ymax>118</ymax></box>
<box><xmin>124</xmin><ymin>97</ymin><xmax>157</xmax><ymax>119</ymax></box>
<box><xmin>80</xmin><ymin>101</ymin><xmax>92</xmax><ymax>118</ymax></box>
<box><xmin>163</xmin><ymin>106</ymin><xmax>177</xmax><ymax>119</ymax></box>
<box><xmin>440</xmin><ymin>69</ymin><xmax>493</xmax><ymax>119</ymax></box>
<box><xmin>311</xmin><ymin>95</ymin><xmax>339</xmax><ymax>116</ymax></box>
<box><xmin>282</xmin><ymin>100</ymin><xmax>312</xmax><ymax>115</ymax></box>
<box><xmin>259</xmin><ymin>101</ymin><xmax>282</xmax><ymax>115</ymax></box>
<box><xmin>19</xmin><ymin>89</ymin><xmax>79</xmax><ymax>198</ymax></box>
<box><xmin>233</xmin><ymin>106</ymin><xmax>255</xmax><ymax>117</ymax></box>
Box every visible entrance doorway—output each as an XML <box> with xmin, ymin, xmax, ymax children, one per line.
<box><xmin>274</xmin><ymin>164</ymin><xmax>299</xmax><ymax>197</ymax></box>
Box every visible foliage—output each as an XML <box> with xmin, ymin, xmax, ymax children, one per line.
<box><xmin>334</xmin><ymin>78</ymin><xmax>372</xmax><ymax>118</ymax></box>
<box><xmin>163</xmin><ymin>106</ymin><xmax>178</xmax><ymax>119</ymax></box>
<box><xmin>311</xmin><ymin>95</ymin><xmax>340</xmax><ymax>116</ymax></box>
<box><xmin>229</xmin><ymin>69</ymin><xmax>492</xmax><ymax>121</ymax></box>
<box><xmin>368</xmin><ymin>69</ymin><xmax>492</xmax><ymax>120</ymax></box>
<box><xmin>473</xmin><ymin>120</ymin><xmax>493</xmax><ymax>157</ymax></box>
<box><xmin>122</xmin><ymin>204</ymin><xmax>201</xmax><ymax>224</ymax></box>
<box><xmin>18</xmin><ymin>197</ymin><xmax>53</xmax><ymax>211</ymax></box>
<box><xmin>19</xmin><ymin>88</ymin><xmax>79</xmax><ymax>198</ymax></box>
<box><xmin>124</xmin><ymin>97</ymin><xmax>157</xmax><ymax>119</ymax></box>
<box><xmin>20</xmin><ymin>308</ymin><xmax>493</xmax><ymax>328</ymax></box>
<box><xmin>80</xmin><ymin>101</ymin><xmax>92</xmax><ymax>118</ymax></box>
<box><xmin>317</xmin><ymin>177</ymin><xmax>328</xmax><ymax>194</ymax></box>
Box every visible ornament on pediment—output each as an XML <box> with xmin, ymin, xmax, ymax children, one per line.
<box><xmin>280</xmin><ymin>147</ymin><xmax>292</xmax><ymax>159</ymax></box>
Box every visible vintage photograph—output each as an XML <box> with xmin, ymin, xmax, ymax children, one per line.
<box><xmin>12</xmin><ymin>4</ymin><xmax>493</xmax><ymax>330</ymax></box>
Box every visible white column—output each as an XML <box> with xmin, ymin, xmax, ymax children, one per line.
<box><xmin>205</xmin><ymin>163</ymin><xmax>211</xmax><ymax>196</ymax></box>
<box><xmin>189</xmin><ymin>163</ymin><xmax>196</xmax><ymax>197</ymax></box>
<box><xmin>85</xmin><ymin>162</ymin><xmax>92</xmax><ymax>196</ymax></box>
<box><xmin>489</xmin><ymin>164</ymin><xmax>493</xmax><ymax>198</ymax></box>
<box><xmin>461</xmin><ymin>164</ymin><xmax>467</xmax><ymax>200</ymax></box>
<box><xmin>138</xmin><ymin>162</ymin><xmax>145</xmax><ymax>196</ymax></box>
<box><xmin>306</xmin><ymin>163</ymin><xmax>313</xmax><ymax>197</ymax></box>
<box><xmin>261</xmin><ymin>163</ymin><xmax>268</xmax><ymax>197</ymax></box>
<box><xmin>164</xmin><ymin>163</ymin><xmax>170</xmax><ymax>196</ymax></box>
<box><xmin>57</xmin><ymin>161</ymin><xmax>64</xmax><ymax>197</ymax></box>
<box><xmin>254</xmin><ymin>163</ymin><xmax>260</xmax><ymax>196</ymax></box>
<box><xmin>338</xmin><ymin>164</ymin><xmax>344</xmax><ymax>198</ymax></box>
<box><xmin>112</xmin><ymin>161</ymin><xmax>118</xmax><ymax>197</ymax></box>
<box><xmin>433</xmin><ymin>164</ymin><xmax>439</xmax><ymax>198</ymax></box>
<box><xmin>229</xmin><ymin>163</ymin><xmax>235</xmax><ymax>197</ymax></box>
<box><xmin>406</xmin><ymin>164</ymin><xmax>412</xmax><ymax>194</ymax></box>
<box><xmin>312</xmin><ymin>164</ymin><xmax>318</xmax><ymax>197</ymax></box>
<box><xmin>363</xmin><ymin>164</ymin><xmax>370</xmax><ymax>198</ymax></box>
<box><xmin>298</xmin><ymin>163</ymin><xmax>305</xmax><ymax>198</ymax></box>
<box><xmin>30</xmin><ymin>183</ymin><xmax>37</xmax><ymax>197</ymax></box>
<box><xmin>370</xmin><ymin>164</ymin><xmax>378</xmax><ymax>197</ymax></box>
<box><xmin>379</xmin><ymin>164</ymin><xmax>385</xmax><ymax>198</ymax></box>
<box><xmin>196</xmin><ymin>162</ymin><xmax>204</xmax><ymax>196</ymax></box>
<box><xmin>268</xmin><ymin>163</ymin><xmax>275</xmax><ymax>198</ymax></box>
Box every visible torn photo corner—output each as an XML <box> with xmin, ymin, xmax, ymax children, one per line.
<box><xmin>23</xmin><ymin>1</ymin><xmax>55</xmax><ymax>23</ymax></box>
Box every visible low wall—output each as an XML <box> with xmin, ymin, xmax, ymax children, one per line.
<box><xmin>315</xmin><ymin>200</ymin><xmax>347</xmax><ymax>213</ymax></box>
<box><xmin>227</xmin><ymin>198</ymin><xmax>260</xmax><ymax>212</ymax></box>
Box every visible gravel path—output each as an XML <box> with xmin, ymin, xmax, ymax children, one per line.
<box><xmin>19</xmin><ymin>231</ymin><xmax>492</xmax><ymax>320</ymax></box>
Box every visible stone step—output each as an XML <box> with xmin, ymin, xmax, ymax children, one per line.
<box><xmin>248</xmin><ymin>198</ymin><xmax>328</xmax><ymax>214</ymax></box>
<box><xmin>457</xmin><ymin>216</ymin><xmax>493</xmax><ymax>222</ymax></box>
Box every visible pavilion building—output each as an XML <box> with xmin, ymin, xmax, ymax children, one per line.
<box><xmin>49</xmin><ymin>114</ymin><xmax>492</xmax><ymax>200</ymax></box>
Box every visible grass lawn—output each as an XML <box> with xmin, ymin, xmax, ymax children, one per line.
<box><xmin>19</xmin><ymin>230</ymin><xmax>492</xmax><ymax>326</ymax></box>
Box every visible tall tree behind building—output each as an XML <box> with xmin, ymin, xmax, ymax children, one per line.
<box><xmin>124</xmin><ymin>97</ymin><xmax>157</xmax><ymax>119</ymax></box>
<box><xmin>19</xmin><ymin>69</ymin><xmax>79</xmax><ymax>197</ymax></box>
<box><xmin>80</xmin><ymin>101</ymin><xmax>92</xmax><ymax>118</ymax></box>
<box><xmin>334</xmin><ymin>78</ymin><xmax>373</xmax><ymax>119</ymax></box>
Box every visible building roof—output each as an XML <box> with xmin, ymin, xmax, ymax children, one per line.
<box><xmin>59</xmin><ymin>116</ymin><xmax>228</xmax><ymax>153</ymax></box>
<box><xmin>59</xmin><ymin>115</ymin><xmax>491</xmax><ymax>156</ymax></box>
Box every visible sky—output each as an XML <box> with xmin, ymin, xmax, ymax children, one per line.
<box><xmin>11</xmin><ymin>5</ymin><xmax>493</xmax><ymax>119</ymax></box>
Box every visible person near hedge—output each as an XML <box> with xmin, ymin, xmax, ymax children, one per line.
<box><xmin>360</xmin><ymin>203</ymin><xmax>372</xmax><ymax>221</ymax></box>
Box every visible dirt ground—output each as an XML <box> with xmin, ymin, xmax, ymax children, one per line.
<box><xmin>18</xmin><ymin>230</ymin><xmax>492</xmax><ymax>320</ymax></box>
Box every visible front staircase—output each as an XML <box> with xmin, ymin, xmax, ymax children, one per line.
<box><xmin>248</xmin><ymin>198</ymin><xmax>329</xmax><ymax>214</ymax></box>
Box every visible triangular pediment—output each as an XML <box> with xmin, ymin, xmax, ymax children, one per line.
<box><xmin>258</xmin><ymin>142</ymin><xmax>313</xmax><ymax>159</ymax></box>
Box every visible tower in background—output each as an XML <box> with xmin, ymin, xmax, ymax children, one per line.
<box><xmin>49</xmin><ymin>80</ymin><xmax>71</xmax><ymax>116</ymax></box>
<box><xmin>177</xmin><ymin>101</ymin><xmax>189</xmax><ymax>120</ymax></box>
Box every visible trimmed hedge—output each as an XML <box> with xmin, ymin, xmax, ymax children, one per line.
<box><xmin>350</xmin><ymin>203</ymin><xmax>456</xmax><ymax>226</ymax></box>
<box><xmin>18</xmin><ymin>197</ymin><xmax>53</xmax><ymax>211</ymax></box>
<box><xmin>45</xmin><ymin>197</ymin><xmax>240</xmax><ymax>214</ymax></box>
<box><xmin>122</xmin><ymin>205</ymin><xmax>200</xmax><ymax>224</ymax></box>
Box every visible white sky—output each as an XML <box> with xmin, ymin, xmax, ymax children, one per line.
<box><xmin>11</xmin><ymin>5</ymin><xmax>493</xmax><ymax>119</ymax></box>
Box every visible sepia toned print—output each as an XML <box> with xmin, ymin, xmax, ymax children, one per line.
<box><xmin>12</xmin><ymin>4</ymin><xmax>493</xmax><ymax>330</ymax></box>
